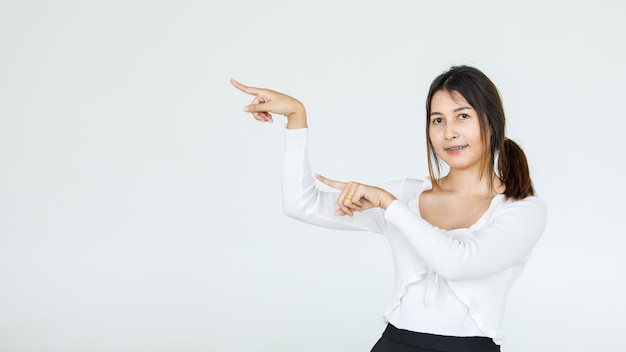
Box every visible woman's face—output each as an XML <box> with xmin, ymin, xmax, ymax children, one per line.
<box><xmin>428</xmin><ymin>89</ymin><xmax>488</xmax><ymax>172</ymax></box>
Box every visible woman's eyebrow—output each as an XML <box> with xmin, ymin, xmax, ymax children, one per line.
<box><xmin>429</xmin><ymin>106</ymin><xmax>472</xmax><ymax>116</ymax></box>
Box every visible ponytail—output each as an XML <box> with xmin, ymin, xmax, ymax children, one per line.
<box><xmin>498</xmin><ymin>138</ymin><xmax>534</xmax><ymax>199</ymax></box>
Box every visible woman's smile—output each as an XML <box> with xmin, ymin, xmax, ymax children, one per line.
<box><xmin>445</xmin><ymin>145</ymin><xmax>468</xmax><ymax>152</ymax></box>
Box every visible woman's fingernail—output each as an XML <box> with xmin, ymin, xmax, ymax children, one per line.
<box><xmin>243</xmin><ymin>106</ymin><xmax>250</xmax><ymax>112</ymax></box>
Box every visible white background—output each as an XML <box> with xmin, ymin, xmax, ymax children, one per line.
<box><xmin>1</xmin><ymin>1</ymin><xmax>625</xmax><ymax>351</ymax></box>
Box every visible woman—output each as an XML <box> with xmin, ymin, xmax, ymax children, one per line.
<box><xmin>231</xmin><ymin>66</ymin><xmax>547</xmax><ymax>352</ymax></box>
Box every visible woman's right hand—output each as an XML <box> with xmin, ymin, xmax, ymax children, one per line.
<box><xmin>230</xmin><ymin>79</ymin><xmax>307</xmax><ymax>128</ymax></box>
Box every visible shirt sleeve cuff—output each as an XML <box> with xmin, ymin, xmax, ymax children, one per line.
<box><xmin>384</xmin><ymin>199</ymin><xmax>431</xmax><ymax>229</ymax></box>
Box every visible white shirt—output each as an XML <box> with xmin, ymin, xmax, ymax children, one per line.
<box><xmin>281</xmin><ymin>128</ymin><xmax>547</xmax><ymax>345</ymax></box>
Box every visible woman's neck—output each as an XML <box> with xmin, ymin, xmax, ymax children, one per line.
<box><xmin>438</xmin><ymin>170</ymin><xmax>502</xmax><ymax>197</ymax></box>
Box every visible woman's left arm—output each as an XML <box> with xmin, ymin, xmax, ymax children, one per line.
<box><xmin>317</xmin><ymin>176</ymin><xmax>547</xmax><ymax>281</ymax></box>
<box><xmin>385</xmin><ymin>197</ymin><xmax>548</xmax><ymax>281</ymax></box>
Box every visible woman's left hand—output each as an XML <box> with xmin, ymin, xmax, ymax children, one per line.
<box><xmin>315</xmin><ymin>174</ymin><xmax>397</xmax><ymax>217</ymax></box>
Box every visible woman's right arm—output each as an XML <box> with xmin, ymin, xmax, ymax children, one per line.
<box><xmin>231</xmin><ymin>79</ymin><xmax>393</xmax><ymax>234</ymax></box>
<box><xmin>282</xmin><ymin>127</ymin><xmax>389</xmax><ymax>233</ymax></box>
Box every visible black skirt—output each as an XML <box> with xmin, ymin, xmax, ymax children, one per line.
<box><xmin>370</xmin><ymin>324</ymin><xmax>500</xmax><ymax>352</ymax></box>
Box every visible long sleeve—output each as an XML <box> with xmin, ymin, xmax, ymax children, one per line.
<box><xmin>282</xmin><ymin>128</ymin><xmax>403</xmax><ymax>234</ymax></box>
<box><xmin>384</xmin><ymin>196</ymin><xmax>547</xmax><ymax>281</ymax></box>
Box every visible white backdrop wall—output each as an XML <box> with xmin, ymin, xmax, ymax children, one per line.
<box><xmin>1</xmin><ymin>1</ymin><xmax>624</xmax><ymax>351</ymax></box>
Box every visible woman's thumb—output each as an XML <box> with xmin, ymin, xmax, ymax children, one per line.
<box><xmin>244</xmin><ymin>102</ymin><xmax>272</xmax><ymax>113</ymax></box>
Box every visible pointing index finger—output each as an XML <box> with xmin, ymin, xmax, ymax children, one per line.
<box><xmin>315</xmin><ymin>173</ymin><xmax>346</xmax><ymax>191</ymax></box>
<box><xmin>230</xmin><ymin>78</ymin><xmax>261</xmax><ymax>96</ymax></box>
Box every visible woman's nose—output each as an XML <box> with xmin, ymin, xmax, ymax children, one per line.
<box><xmin>445</xmin><ymin>123</ymin><xmax>458</xmax><ymax>140</ymax></box>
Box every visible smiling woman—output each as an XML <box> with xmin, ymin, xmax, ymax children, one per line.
<box><xmin>232</xmin><ymin>65</ymin><xmax>547</xmax><ymax>352</ymax></box>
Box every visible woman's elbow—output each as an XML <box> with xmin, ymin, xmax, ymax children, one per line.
<box><xmin>282</xmin><ymin>201</ymin><xmax>305</xmax><ymax>220</ymax></box>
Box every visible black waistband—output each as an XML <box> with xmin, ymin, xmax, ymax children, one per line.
<box><xmin>382</xmin><ymin>324</ymin><xmax>500</xmax><ymax>352</ymax></box>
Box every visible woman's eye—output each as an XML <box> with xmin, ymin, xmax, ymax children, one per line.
<box><xmin>459</xmin><ymin>113</ymin><xmax>469</xmax><ymax>120</ymax></box>
<box><xmin>432</xmin><ymin>117</ymin><xmax>443</xmax><ymax>124</ymax></box>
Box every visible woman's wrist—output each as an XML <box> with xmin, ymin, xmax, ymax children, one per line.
<box><xmin>380</xmin><ymin>192</ymin><xmax>397</xmax><ymax>210</ymax></box>
<box><xmin>286</xmin><ymin>104</ymin><xmax>307</xmax><ymax>129</ymax></box>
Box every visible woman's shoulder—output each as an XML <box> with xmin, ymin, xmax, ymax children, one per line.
<box><xmin>496</xmin><ymin>194</ymin><xmax>548</xmax><ymax>222</ymax></box>
<box><xmin>503</xmin><ymin>194</ymin><xmax>546</xmax><ymax>208</ymax></box>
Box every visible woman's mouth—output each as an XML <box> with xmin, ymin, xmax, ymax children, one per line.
<box><xmin>445</xmin><ymin>145</ymin><xmax>468</xmax><ymax>151</ymax></box>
